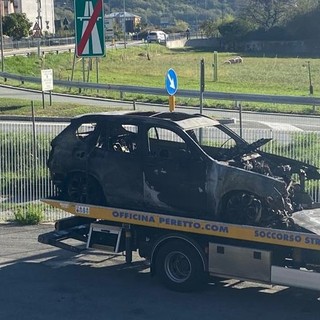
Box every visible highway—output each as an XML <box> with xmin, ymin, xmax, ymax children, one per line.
<box><xmin>1</xmin><ymin>84</ymin><xmax>320</xmax><ymax>132</ymax></box>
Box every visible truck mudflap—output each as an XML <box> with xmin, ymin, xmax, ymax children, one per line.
<box><xmin>292</xmin><ymin>208</ymin><xmax>320</xmax><ymax>235</ymax></box>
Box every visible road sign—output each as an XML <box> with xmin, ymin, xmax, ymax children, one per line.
<box><xmin>105</xmin><ymin>17</ymin><xmax>114</xmax><ymax>38</ymax></box>
<box><xmin>63</xmin><ymin>17</ymin><xmax>69</xmax><ymax>26</ymax></box>
<box><xmin>165</xmin><ymin>68</ymin><xmax>178</xmax><ymax>96</ymax></box>
<box><xmin>41</xmin><ymin>69</ymin><xmax>53</xmax><ymax>92</ymax></box>
<box><xmin>33</xmin><ymin>21</ymin><xmax>41</xmax><ymax>31</ymax></box>
<box><xmin>75</xmin><ymin>0</ymin><xmax>105</xmax><ymax>57</ymax></box>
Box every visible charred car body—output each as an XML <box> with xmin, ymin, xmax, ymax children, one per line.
<box><xmin>48</xmin><ymin>111</ymin><xmax>320</xmax><ymax>230</ymax></box>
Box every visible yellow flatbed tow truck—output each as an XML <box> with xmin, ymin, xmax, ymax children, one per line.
<box><xmin>39</xmin><ymin>199</ymin><xmax>320</xmax><ymax>292</ymax></box>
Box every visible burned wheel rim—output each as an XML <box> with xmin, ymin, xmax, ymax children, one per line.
<box><xmin>66</xmin><ymin>173</ymin><xmax>105</xmax><ymax>205</ymax></box>
<box><xmin>164</xmin><ymin>251</ymin><xmax>192</xmax><ymax>283</ymax></box>
<box><xmin>67</xmin><ymin>174</ymin><xmax>89</xmax><ymax>203</ymax></box>
<box><xmin>224</xmin><ymin>192</ymin><xmax>262</xmax><ymax>225</ymax></box>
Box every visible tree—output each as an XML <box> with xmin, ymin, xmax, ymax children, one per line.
<box><xmin>2</xmin><ymin>13</ymin><xmax>32</xmax><ymax>40</ymax></box>
<box><xmin>218</xmin><ymin>19</ymin><xmax>251</xmax><ymax>42</ymax></box>
<box><xmin>240</xmin><ymin>0</ymin><xmax>298</xmax><ymax>30</ymax></box>
<box><xmin>285</xmin><ymin>6</ymin><xmax>320</xmax><ymax>40</ymax></box>
<box><xmin>200</xmin><ymin>15</ymin><xmax>235</xmax><ymax>38</ymax></box>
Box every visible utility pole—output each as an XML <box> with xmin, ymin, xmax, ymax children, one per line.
<box><xmin>37</xmin><ymin>0</ymin><xmax>42</xmax><ymax>57</ymax></box>
<box><xmin>123</xmin><ymin>0</ymin><xmax>126</xmax><ymax>48</ymax></box>
<box><xmin>0</xmin><ymin>0</ymin><xmax>4</xmax><ymax>72</ymax></box>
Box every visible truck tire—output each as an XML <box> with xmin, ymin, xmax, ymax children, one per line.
<box><xmin>155</xmin><ymin>240</ymin><xmax>205</xmax><ymax>292</ymax></box>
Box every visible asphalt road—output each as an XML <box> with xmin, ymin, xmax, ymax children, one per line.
<box><xmin>0</xmin><ymin>223</ymin><xmax>320</xmax><ymax>320</ymax></box>
<box><xmin>2</xmin><ymin>84</ymin><xmax>320</xmax><ymax>132</ymax></box>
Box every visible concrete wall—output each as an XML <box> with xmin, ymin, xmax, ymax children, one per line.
<box><xmin>241</xmin><ymin>40</ymin><xmax>320</xmax><ymax>55</ymax></box>
<box><xmin>167</xmin><ymin>38</ymin><xmax>221</xmax><ymax>49</ymax></box>
<box><xmin>167</xmin><ymin>37</ymin><xmax>320</xmax><ymax>56</ymax></box>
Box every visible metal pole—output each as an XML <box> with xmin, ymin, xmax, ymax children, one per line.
<box><xmin>82</xmin><ymin>57</ymin><xmax>85</xmax><ymax>82</ymax></box>
<box><xmin>199</xmin><ymin>58</ymin><xmax>205</xmax><ymax>144</ymax></box>
<box><xmin>49</xmin><ymin>91</ymin><xmax>52</xmax><ymax>106</ymax></box>
<box><xmin>213</xmin><ymin>51</ymin><xmax>218</xmax><ymax>82</ymax></box>
<box><xmin>307</xmin><ymin>61</ymin><xmax>315</xmax><ymax>112</ymax></box>
<box><xmin>308</xmin><ymin>61</ymin><xmax>313</xmax><ymax>94</ymax></box>
<box><xmin>237</xmin><ymin>101</ymin><xmax>243</xmax><ymax>138</ymax></box>
<box><xmin>31</xmin><ymin>101</ymin><xmax>38</xmax><ymax>173</ymax></box>
<box><xmin>37</xmin><ymin>0</ymin><xmax>42</xmax><ymax>57</ymax></box>
<box><xmin>96</xmin><ymin>57</ymin><xmax>99</xmax><ymax>84</ymax></box>
<box><xmin>200</xmin><ymin>58</ymin><xmax>205</xmax><ymax>115</ymax></box>
<box><xmin>123</xmin><ymin>0</ymin><xmax>126</xmax><ymax>49</ymax></box>
<box><xmin>0</xmin><ymin>0</ymin><xmax>4</xmax><ymax>72</ymax></box>
<box><xmin>42</xmin><ymin>91</ymin><xmax>45</xmax><ymax>109</ymax></box>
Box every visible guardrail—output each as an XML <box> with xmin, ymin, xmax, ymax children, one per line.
<box><xmin>1</xmin><ymin>71</ymin><xmax>320</xmax><ymax>106</ymax></box>
<box><xmin>2</xmin><ymin>37</ymin><xmax>75</xmax><ymax>51</ymax></box>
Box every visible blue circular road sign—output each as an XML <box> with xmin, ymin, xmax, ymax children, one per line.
<box><xmin>165</xmin><ymin>68</ymin><xmax>178</xmax><ymax>96</ymax></box>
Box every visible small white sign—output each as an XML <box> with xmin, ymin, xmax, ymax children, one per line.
<box><xmin>41</xmin><ymin>69</ymin><xmax>53</xmax><ymax>91</ymax></box>
<box><xmin>105</xmin><ymin>17</ymin><xmax>114</xmax><ymax>38</ymax></box>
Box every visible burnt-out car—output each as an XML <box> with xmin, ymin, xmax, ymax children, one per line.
<box><xmin>47</xmin><ymin>111</ymin><xmax>320</xmax><ymax>229</ymax></box>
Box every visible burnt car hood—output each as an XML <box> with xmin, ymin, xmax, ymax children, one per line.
<box><xmin>259</xmin><ymin>150</ymin><xmax>320</xmax><ymax>180</ymax></box>
<box><xmin>225</xmin><ymin>136</ymin><xmax>320</xmax><ymax>181</ymax></box>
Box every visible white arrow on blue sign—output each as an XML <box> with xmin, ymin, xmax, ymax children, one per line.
<box><xmin>165</xmin><ymin>68</ymin><xmax>178</xmax><ymax>96</ymax></box>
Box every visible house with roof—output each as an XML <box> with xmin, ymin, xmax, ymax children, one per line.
<box><xmin>105</xmin><ymin>11</ymin><xmax>141</xmax><ymax>33</ymax></box>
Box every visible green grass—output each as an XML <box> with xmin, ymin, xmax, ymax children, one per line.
<box><xmin>1</xmin><ymin>45</ymin><xmax>320</xmax><ymax>115</ymax></box>
<box><xmin>0</xmin><ymin>98</ymin><xmax>122</xmax><ymax>117</ymax></box>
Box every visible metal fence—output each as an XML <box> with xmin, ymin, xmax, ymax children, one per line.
<box><xmin>0</xmin><ymin>121</ymin><xmax>69</xmax><ymax>221</ymax></box>
<box><xmin>2</xmin><ymin>37</ymin><xmax>75</xmax><ymax>51</ymax></box>
<box><xmin>1</xmin><ymin>120</ymin><xmax>320</xmax><ymax>222</ymax></box>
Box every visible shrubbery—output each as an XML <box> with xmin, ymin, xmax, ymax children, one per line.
<box><xmin>14</xmin><ymin>203</ymin><xmax>45</xmax><ymax>225</ymax></box>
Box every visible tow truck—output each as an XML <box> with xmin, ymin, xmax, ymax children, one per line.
<box><xmin>39</xmin><ymin>111</ymin><xmax>320</xmax><ymax>291</ymax></box>
<box><xmin>39</xmin><ymin>199</ymin><xmax>320</xmax><ymax>292</ymax></box>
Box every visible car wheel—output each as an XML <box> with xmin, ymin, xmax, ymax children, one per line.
<box><xmin>155</xmin><ymin>240</ymin><xmax>206</xmax><ymax>292</ymax></box>
<box><xmin>66</xmin><ymin>173</ymin><xmax>105</xmax><ymax>205</ymax></box>
<box><xmin>223</xmin><ymin>191</ymin><xmax>262</xmax><ymax>225</ymax></box>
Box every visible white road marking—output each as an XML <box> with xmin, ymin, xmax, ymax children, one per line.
<box><xmin>260</xmin><ymin>122</ymin><xmax>303</xmax><ymax>132</ymax></box>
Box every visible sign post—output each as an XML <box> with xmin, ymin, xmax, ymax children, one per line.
<box><xmin>74</xmin><ymin>0</ymin><xmax>105</xmax><ymax>57</ymax></box>
<box><xmin>165</xmin><ymin>68</ymin><xmax>178</xmax><ymax>112</ymax></box>
<box><xmin>41</xmin><ymin>69</ymin><xmax>53</xmax><ymax>107</ymax></box>
<box><xmin>105</xmin><ymin>17</ymin><xmax>114</xmax><ymax>40</ymax></box>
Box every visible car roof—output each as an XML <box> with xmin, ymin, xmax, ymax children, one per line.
<box><xmin>72</xmin><ymin>111</ymin><xmax>220</xmax><ymax>131</ymax></box>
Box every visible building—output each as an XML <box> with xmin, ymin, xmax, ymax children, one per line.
<box><xmin>1</xmin><ymin>0</ymin><xmax>55</xmax><ymax>34</ymax></box>
<box><xmin>105</xmin><ymin>11</ymin><xmax>141</xmax><ymax>33</ymax></box>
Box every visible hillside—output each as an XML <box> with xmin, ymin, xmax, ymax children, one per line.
<box><xmin>54</xmin><ymin>0</ymin><xmax>241</xmax><ymax>30</ymax></box>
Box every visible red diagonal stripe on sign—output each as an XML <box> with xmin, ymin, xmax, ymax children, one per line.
<box><xmin>77</xmin><ymin>0</ymin><xmax>103</xmax><ymax>56</ymax></box>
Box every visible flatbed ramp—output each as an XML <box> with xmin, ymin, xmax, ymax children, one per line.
<box><xmin>42</xmin><ymin>199</ymin><xmax>320</xmax><ymax>252</ymax></box>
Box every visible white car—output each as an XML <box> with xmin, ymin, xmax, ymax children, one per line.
<box><xmin>147</xmin><ymin>31</ymin><xmax>168</xmax><ymax>43</ymax></box>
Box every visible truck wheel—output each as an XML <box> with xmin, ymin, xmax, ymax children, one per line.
<box><xmin>155</xmin><ymin>240</ymin><xmax>205</xmax><ymax>292</ymax></box>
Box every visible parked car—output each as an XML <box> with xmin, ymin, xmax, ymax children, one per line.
<box><xmin>132</xmin><ymin>30</ymin><xmax>149</xmax><ymax>41</ymax></box>
<box><xmin>47</xmin><ymin>111</ymin><xmax>320</xmax><ymax>229</ymax></box>
<box><xmin>147</xmin><ymin>31</ymin><xmax>168</xmax><ymax>43</ymax></box>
